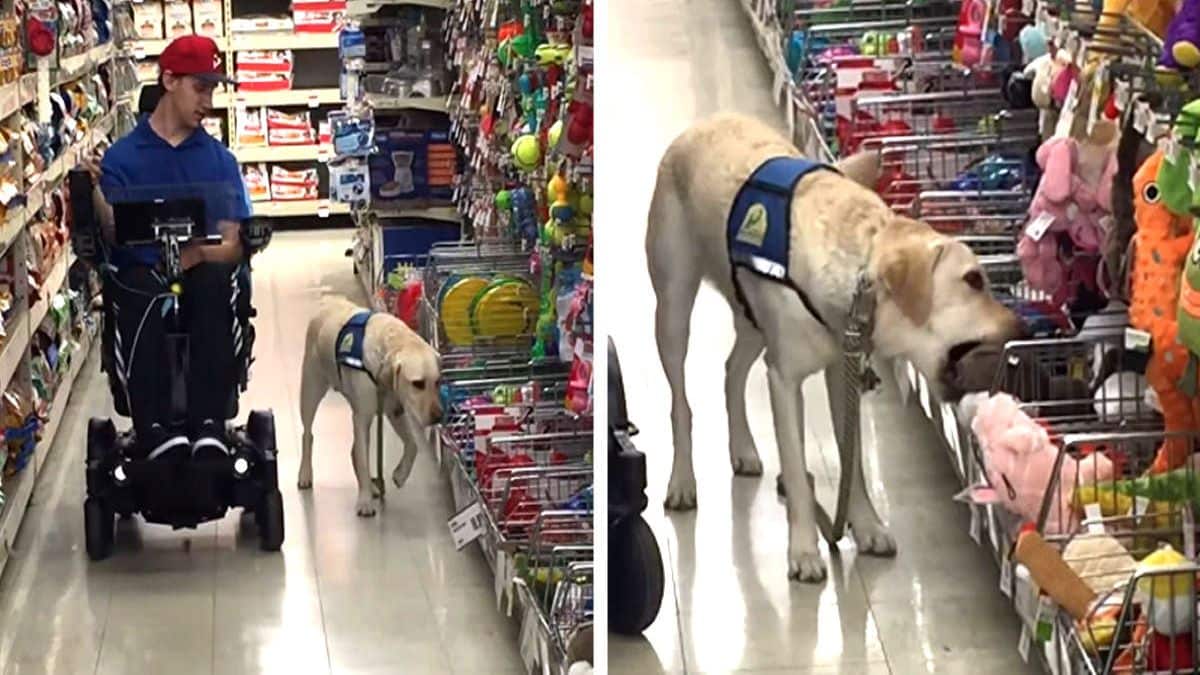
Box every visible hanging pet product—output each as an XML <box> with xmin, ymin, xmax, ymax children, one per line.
<box><xmin>439</xmin><ymin>275</ymin><xmax>490</xmax><ymax>347</ymax></box>
<box><xmin>470</xmin><ymin>276</ymin><xmax>537</xmax><ymax>344</ymax></box>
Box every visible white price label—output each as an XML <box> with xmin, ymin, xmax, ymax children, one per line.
<box><xmin>1025</xmin><ymin>212</ymin><xmax>1055</xmax><ymax>242</ymax></box>
<box><xmin>317</xmin><ymin>202</ymin><xmax>331</xmax><ymax>219</ymax></box>
<box><xmin>447</xmin><ymin>500</ymin><xmax>487</xmax><ymax>550</ymax></box>
<box><xmin>1165</xmin><ymin>134</ymin><xmax>1183</xmax><ymax>164</ymax></box>
<box><xmin>494</xmin><ymin>549</ymin><xmax>509</xmax><ymax>609</ymax></box>
<box><xmin>1125</xmin><ymin>327</ymin><xmax>1152</xmax><ymax>352</ymax></box>
<box><xmin>1018</xmin><ymin>626</ymin><xmax>1032</xmax><ymax>662</ymax></box>
<box><xmin>308</xmin><ymin>95</ymin><xmax>319</xmax><ymax>109</ymax></box>
<box><xmin>1084</xmin><ymin>502</ymin><xmax>1105</xmax><ymax>534</ymax></box>
<box><xmin>1185</xmin><ymin>507</ymin><xmax>1196</xmax><ymax>558</ymax></box>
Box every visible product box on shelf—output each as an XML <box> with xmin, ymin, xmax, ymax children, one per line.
<box><xmin>229</xmin><ymin>16</ymin><xmax>295</xmax><ymax>33</ymax></box>
<box><xmin>270</xmin><ymin>166</ymin><xmax>318</xmax><ymax>200</ymax></box>
<box><xmin>266</xmin><ymin>109</ymin><xmax>316</xmax><ymax>145</ymax></box>
<box><xmin>201</xmin><ymin>117</ymin><xmax>223</xmax><ymax>141</ymax></box>
<box><xmin>243</xmin><ymin>163</ymin><xmax>270</xmax><ymax>201</ymax></box>
<box><xmin>236</xmin><ymin>50</ymin><xmax>293</xmax><ymax>74</ymax></box>
<box><xmin>133</xmin><ymin>2</ymin><xmax>165</xmax><ymax>39</ymax></box>
<box><xmin>236</xmin><ymin>107</ymin><xmax>267</xmax><ymax>147</ymax></box>
<box><xmin>293</xmin><ymin>10</ymin><xmax>344</xmax><ymax>33</ymax></box>
<box><xmin>368</xmin><ymin>129</ymin><xmax>456</xmax><ymax>202</ymax></box>
<box><xmin>163</xmin><ymin>0</ymin><xmax>194</xmax><ymax>39</ymax></box>
<box><xmin>235</xmin><ymin>71</ymin><xmax>293</xmax><ymax>92</ymax></box>
<box><xmin>192</xmin><ymin>0</ymin><xmax>224</xmax><ymax>38</ymax></box>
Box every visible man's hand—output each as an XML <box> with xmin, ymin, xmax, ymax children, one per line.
<box><xmin>79</xmin><ymin>149</ymin><xmax>103</xmax><ymax>182</ymax></box>
<box><xmin>179</xmin><ymin>219</ymin><xmax>244</xmax><ymax>271</ymax></box>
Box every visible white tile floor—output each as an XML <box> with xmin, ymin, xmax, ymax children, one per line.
<box><xmin>0</xmin><ymin>231</ymin><xmax>525</xmax><ymax>674</ymax></box>
<box><xmin>600</xmin><ymin>1</ymin><xmax>1032</xmax><ymax>673</ymax></box>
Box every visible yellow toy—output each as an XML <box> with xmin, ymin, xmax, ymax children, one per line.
<box><xmin>1098</xmin><ymin>0</ymin><xmax>1175</xmax><ymax>38</ymax></box>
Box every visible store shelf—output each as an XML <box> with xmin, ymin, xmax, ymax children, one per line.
<box><xmin>56</xmin><ymin>42</ymin><xmax>116</xmax><ymax>86</ymax></box>
<box><xmin>214</xmin><ymin>88</ymin><xmax>343</xmax><ymax>108</ymax></box>
<box><xmin>0</xmin><ymin>323</ymin><xmax>93</xmax><ymax>575</ymax></box>
<box><xmin>33</xmin><ymin>325</ymin><xmax>93</xmax><ymax>476</ymax></box>
<box><xmin>0</xmin><ymin>74</ymin><xmax>37</xmax><ymax>122</ymax></box>
<box><xmin>30</xmin><ymin>253</ymin><xmax>70</xmax><ymax>331</ymax></box>
<box><xmin>252</xmin><ymin>199</ymin><xmax>349</xmax><ymax>217</ymax></box>
<box><xmin>230</xmin><ymin>32</ymin><xmax>339</xmax><ymax>51</ymax></box>
<box><xmin>373</xmin><ymin>205</ymin><xmax>460</xmax><ymax>222</ymax></box>
<box><xmin>365</xmin><ymin>93</ymin><xmax>448</xmax><ymax>112</ymax></box>
<box><xmin>129</xmin><ymin>37</ymin><xmax>228</xmax><ymax>58</ymax></box>
<box><xmin>347</xmin><ymin>0</ymin><xmax>451</xmax><ymax>15</ymax></box>
<box><xmin>232</xmin><ymin>144</ymin><xmax>333</xmax><ymax>163</ymax></box>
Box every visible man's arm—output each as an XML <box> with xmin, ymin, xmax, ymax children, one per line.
<box><xmin>184</xmin><ymin>154</ymin><xmax>251</xmax><ymax>268</ymax></box>
<box><xmin>81</xmin><ymin>150</ymin><xmax>116</xmax><ymax>243</ymax></box>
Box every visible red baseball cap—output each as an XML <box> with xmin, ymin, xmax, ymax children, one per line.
<box><xmin>158</xmin><ymin>35</ymin><xmax>234</xmax><ymax>84</ymax></box>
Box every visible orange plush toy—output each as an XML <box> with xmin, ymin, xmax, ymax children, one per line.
<box><xmin>1129</xmin><ymin>149</ymin><xmax>1200</xmax><ymax>473</ymax></box>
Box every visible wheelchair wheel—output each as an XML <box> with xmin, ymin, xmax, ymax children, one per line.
<box><xmin>258</xmin><ymin>489</ymin><xmax>284</xmax><ymax>551</ymax></box>
<box><xmin>609</xmin><ymin>515</ymin><xmax>664</xmax><ymax>635</ymax></box>
<box><xmin>84</xmin><ymin>498</ymin><xmax>114</xmax><ymax>561</ymax></box>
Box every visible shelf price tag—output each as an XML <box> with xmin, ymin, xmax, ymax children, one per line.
<box><xmin>308</xmin><ymin>94</ymin><xmax>320</xmax><ymax>109</ymax></box>
<box><xmin>447</xmin><ymin>500</ymin><xmax>487</xmax><ymax>550</ymax></box>
<box><xmin>317</xmin><ymin>201</ymin><xmax>331</xmax><ymax>219</ymax></box>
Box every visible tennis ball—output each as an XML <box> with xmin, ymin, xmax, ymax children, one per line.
<box><xmin>494</xmin><ymin>189</ymin><xmax>511</xmax><ymax>211</ymax></box>
<box><xmin>547</xmin><ymin>119</ymin><xmax>563</xmax><ymax>149</ymax></box>
<box><xmin>511</xmin><ymin>135</ymin><xmax>540</xmax><ymax>171</ymax></box>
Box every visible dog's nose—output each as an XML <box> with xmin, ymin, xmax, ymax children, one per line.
<box><xmin>431</xmin><ymin>404</ymin><xmax>443</xmax><ymax>424</ymax></box>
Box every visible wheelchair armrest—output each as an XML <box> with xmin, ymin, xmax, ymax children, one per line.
<box><xmin>67</xmin><ymin>169</ymin><xmax>105</xmax><ymax>264</ymax></box>
<box><xmin>240</xmin><ymin>218</ymin><xmax>272</xmax><ymax>257</ymax></box>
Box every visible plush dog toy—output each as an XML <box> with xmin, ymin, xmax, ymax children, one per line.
<box><xmin>970</xmin><ymin>393</ymin><xmax>1115</xmax><ymax>532</ymax></box>
<box><xmin>1018</xmin><ymin>134</ymin><xmax>1120</xmax><ymax>305</ymax></box>
<box><xmin>1128</xmin><ymin>150</ymin><xmax>1200</xmax><ymax>474</ymax></box>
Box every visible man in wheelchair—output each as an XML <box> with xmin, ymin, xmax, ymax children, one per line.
<box><xmin>70</xmin><ymin>35</ymin><xmax>282</xmax><ymax>560</ymax></box>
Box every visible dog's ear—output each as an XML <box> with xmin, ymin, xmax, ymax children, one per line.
<box><xmin>388</xmin><ymin>350</ymin><xmax>407</xmax><ymax>392</ymax></box>
<box><xmin>834</xmin><ymin>149</ymin><xmax>882</xmax><ymax>190</ymax></box>
<box><xmin>878</xmin><ymin>239</ymin><xmax>944</xmax><ymax>326</ymax></box>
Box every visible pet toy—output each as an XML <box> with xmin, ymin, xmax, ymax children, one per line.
<box><xmin>970</xmin><ymin>393</ymin><xmax>1114</xmax><ymax>533</ymax></box>
<box><xmin>1018</xmin><ymin>134</ymin><xmax>1119</xmax><ymax>305</ymax></box>
<box><xmin>1128</xmin><ymin>150</ymin><xmax>1200</xmax><ymax>474</ymax></box>
<box><xmin>511</xmin><ymin>134</ymin><xmax>540</xmax><ymax>172</ymax></box>
<box><xmin>1135</xmin><ymin>545</ymin><xmax>1197</xmax><ymax>670</ymax></box>
<box><xmin>1159</xmin><ymin>0</ymin><xmax>1200</xmax><ymax>75</ymax></box>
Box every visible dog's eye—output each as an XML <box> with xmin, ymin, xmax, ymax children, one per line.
<box><xmin>412</xmin><ymin>379</ymin><xmax>426</xmax><ymax>390</ymax></box>
<box><xmin>963</xmin><ymin>269</ymin><xmax>985</xmax><ymax>291</ymax></box>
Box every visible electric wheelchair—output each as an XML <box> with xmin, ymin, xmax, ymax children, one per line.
<box><xmin>68</xmin><ymin>170</ymin><xmax>283</xmax><ymax>561</ymax></box>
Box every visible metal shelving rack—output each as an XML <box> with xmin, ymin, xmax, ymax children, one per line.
<box><xmin>0</xmin><ymin>0</ymin><xmax>137</xmax><ymax>575</ymax></box>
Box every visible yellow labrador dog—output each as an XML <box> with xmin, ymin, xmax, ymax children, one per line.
<box><xmin>647</xmin><ymin>114</ymin><xmax>1022</xmax><ymax>582</ymax></box>
<box><xmin>298</xmin><ymin>295</ymin><xmax>442</xmax><ymax>516</ymax></box>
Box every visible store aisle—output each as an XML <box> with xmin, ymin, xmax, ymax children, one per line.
<box><xmin>601</xmin><ymin>1</ymin><xmax>1029</xmax><ymax>674</ymax></box>
<box><xmin>0</xmin><ymin>231</ymin><xmax>522</xmax><ymax>675</ymax></box>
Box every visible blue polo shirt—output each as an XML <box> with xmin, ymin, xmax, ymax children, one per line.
<box><xmin>101</xmin><ymin>114</ymin><xmax>252</xmax><ymax>266</ymax></box>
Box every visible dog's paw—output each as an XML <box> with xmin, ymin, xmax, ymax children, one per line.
<box><xmin>297</xmin><ymin>467</ymin><xmax>313</xmax><ymax>490</ymax></box>
<box><xmin>788</xmin><ymin>550</ymin><xmax>827</xmax><ymax>583</ymax></box>
<box><xmin>663</xmin><ymin>476</ymin><xmax>697</xmax><ymax>511</ymax></box>
<box><xmin>730</xmin><ymin>451</ymin><xmax>764</xmax><ymax>477</ymax></box>
<box><xmin>852</xmin><ymin>523</ymin><xmax>897</xmax><ymax>557</ymax></box>
<box><xmin>355</xmin><ymin>497</ymin><xmax>377</xmax><ymax>517</ymax></box>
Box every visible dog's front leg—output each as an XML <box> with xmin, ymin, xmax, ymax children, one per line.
<box><xmin>767</xmin><ymin>361</ymin><xmax>825</xmax><ymax>582</ymax></box>
<box><xmin>824</xmin><ymin>365</ymin><xmax>896</xmax><ymax>556</ymax></box>
<box><xmin>351</xmin><ymin>410</ymin><xmax>377</xmax><ymax>516</ymax></box>
<box><xmin>391</xmin><ymin>413</ymin><xmax>424</xmax><ymax>489</ymax></box>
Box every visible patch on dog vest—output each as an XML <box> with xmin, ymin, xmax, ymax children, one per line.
<box><xmin>727</xmin><ymin>156</ymin><xmax>836</xmax><ymax>327</ymax></box>
<box><xmin>335</xmin><ymin>311</ymin><xmax>374</xmax><ymax>375</ymax></box>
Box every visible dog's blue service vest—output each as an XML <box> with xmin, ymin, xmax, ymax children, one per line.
<box><xmin>335</xmin><ymin>311</ymin><xmax>376</xmax><ymax>382</ymax></box>
<box><xmin>727</xmin><ymin>156</ymin><xmax>836</xmax><ymax>329</ymax></box>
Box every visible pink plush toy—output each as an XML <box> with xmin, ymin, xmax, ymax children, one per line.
<box><xmin>970</xmin><ymin>393</ymin><xmax>1114</xmax><ymax>534</ymax></box>
<box><xmin>1018</xmin><ymin>136</ymin><xmax>1119</xmax><ymax>303</ymax></box>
